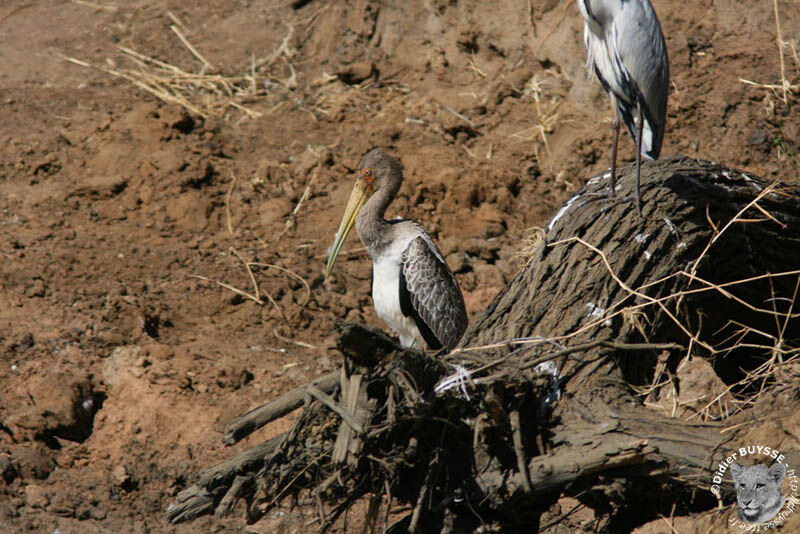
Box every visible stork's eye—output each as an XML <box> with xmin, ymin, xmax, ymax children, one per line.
<box><xmin>361</xmin><ymin>167</ymin><xmax>374</xmax><ymax>182</ymax></box>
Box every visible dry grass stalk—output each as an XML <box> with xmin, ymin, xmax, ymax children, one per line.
<box><xmin>680</xmin><ymin>182</ymin><xmax>783</xmax><ymax>307</ymax></box>
<box><xmin>279</xmin><ymin>149</ymin><xmax>325</xmax><ymax>239</ymax></box>
<box><xmin>225</xmin><ymin>172</ymin><xmax>236</xmax><ymax>235</ymax></box>
<box><xmin>467</xmin><ymin>54</ymin><xmax>487</xmax><ymax>78</ymax></box>
<box><xmin>63</xmin><ymin>21</ymin><xmax>265</xmax><ymax>120</ymax></box>
<box><xmin>166</xmin><ymin>11</ymin><xmax>187</xmax><ymax>31</ymax></box>
<box><xmin>515</xmin><ymin>226</ymin><xmax>546</xmax><ymax>266</ymax></box>
<box><xmin>189</xmin><ymin>274</ymin><xmax>261</xmax><ymax>305</ymax></box>
<box><xmin>439</xmin><ymin>104</ymin><xmax>477</xmax><ymax>129</ymax></box>
<box><xmin>739</xmin><ymin>0</ymin><xmax>798</xmax><ymax>105</ymax></box>
<box><xmin>170</xmin><ymin>24</ymin><xmax>214</xmax><ymax>74</ymax></box>
<box><xmin>509</xmin><ymin>74</ymin><xmax>562</xmax><ymax>157</ymax></box>
<box><xmin>255</xmin><ymin>24</ymin><xmax>296</xmax><ymax>71</ymax></box>
<box><xmin>773</xmin><ymin>0</ymin><xmax>791</xmax><ymax>105</ymax></box>
<box><xmin>71</xmin><ymin>0</ymin><xmax>118</xmax><ymax>11</ymax></box>
<box><xmin>230</xmin><ymin>248</ymin><xmax>265</xmax><ymax>305</ymax></box>
<box><xmin>248</xmin><ymin>262</ymin><xmax>311</xmax><ymax>308</ymax></box>
<box><xmin>274</xmin><ymin>328</ymin><xmax>317</xmax><ymax>350</ymax></box>
<box><xmin>187</xmin><ymin>168</ymin><xmax>318</xmax><ymax>344</ymax></box>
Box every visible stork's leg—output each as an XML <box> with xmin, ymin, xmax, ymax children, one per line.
<box><xmin>634</xmin><ymin>100</ymin><xmax>644</xmax><ymax>215</ymax></box>
<box><xmin>608</xmin><ymin>95</ymin><xmax>621</xmax><ymax>200</ymax></box>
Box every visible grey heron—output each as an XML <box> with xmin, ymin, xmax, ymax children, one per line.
<box><xmin>578</xmin><ymin>0</ymin><xmax>669</xmax><ymax>212</ymax></box>
<box><xmin>325</xmin><ymin>148</ymin><xmax>467</xmax><ymax>352</ymax></box>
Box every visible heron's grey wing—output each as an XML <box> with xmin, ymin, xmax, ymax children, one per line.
<box><xmin>580</xmin><ymin>0</ymin><xmax>638</xmax><ymax>125</ymax></box>
<box><xmin>615</xmin><ymin>0</ymin><xmax>669</xmax><ymax>158</ymax></box>
<box><xmin>399</xmin><ymin>236</ymin><xmax>467</xmax><ymax>351</ymax></box>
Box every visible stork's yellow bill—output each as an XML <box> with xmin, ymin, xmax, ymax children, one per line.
<box><xmin>325</xmin><ymin>174</ymin><xmax>374</xmax><ymax>279</ymax></box>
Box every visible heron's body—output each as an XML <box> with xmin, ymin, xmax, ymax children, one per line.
<box><xmin>326</xmin><ymin>149</ymin><xmax>467</xmax><ymax>352</ymax></box>
<box><xmin>578</xmin><ymin>0</ymin><xmax>669</xmax><ymax>209</ymax></box>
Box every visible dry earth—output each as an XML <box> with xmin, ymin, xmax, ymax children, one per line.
<box><xmin>1</xmin><ymin>0</ymin><xmax>798</xmax><ymax>532</ymax></box>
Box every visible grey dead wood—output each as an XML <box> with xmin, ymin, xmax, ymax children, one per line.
<box><xmin>167</xmin><ymin>157</ymin><xmax>800</xmax><ymax>531</ymax></box>
<box><xmin>329</xmin><ymin>372</ymin><xmax>366</xmax><ymax>465</ymax></box>
<box><xmin>214</xmin><ymin>475</ymin><xmax>250</xmax><ymax>517</ymax></box>
<box><xmin>222</xmin><ymin>371</ymin><xmax>339</xmax><ymax>445</ymax></box>
<box><xmin>165</xmin><ymin>433</ymin><xmax>284</xmax><ymax>523</ymax></box>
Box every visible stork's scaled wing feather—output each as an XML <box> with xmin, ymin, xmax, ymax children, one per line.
<box><xmin>400</xmin><ymin>236</ymin><xmax>467</xmax><ymax>352</ymax></box>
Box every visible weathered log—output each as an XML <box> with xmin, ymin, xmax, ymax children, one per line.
<box><xmin>167</xmin><ymin>157</ymin><xmax>800</xmax><ymax>531</ymax></box>
<box><xmin>463</xmin><ymin>156</ymin><xmax>800</xmax><ymax>383</ymax></box>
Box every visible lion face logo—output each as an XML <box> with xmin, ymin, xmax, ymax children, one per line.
<box><xmin>730</xmin><ymin>462</ymin><xmax>787</xmax><ymax>523</ymax></box>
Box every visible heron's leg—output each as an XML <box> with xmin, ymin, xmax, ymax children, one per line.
<box><xmin>634</xmin><ymin>100</ymin><xmax>644</xmax><ymax>215</ymax></box>
<box><xmin>608</xmin><ymin>94</ymin><xmax>621</xmax><ymax>199</ymax></box>
<box><xmin>579</xmin><ymin>95</ymin><xmax>631</xmax><ymax>210</ymax></box>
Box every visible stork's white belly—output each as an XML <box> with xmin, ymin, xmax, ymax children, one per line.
<box><xmin>372</xmin><ymin>244</ymin><xmax>424</xmax><ymax>350</ymax></box>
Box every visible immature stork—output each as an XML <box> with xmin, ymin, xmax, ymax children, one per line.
<box><xmin>578</xmin><ymin>0</ymin><xmax>669</xmax><ymax>213</ymax></box>
<box><xmin>325</xmin><ymin>148</ymin><xmax>467</xmax><ymax>352</ymax></box>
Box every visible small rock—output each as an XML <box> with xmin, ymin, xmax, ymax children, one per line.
<box><xmin>48</xmin><ymin>491</ymin><xmax>77</xmax><ymax>517</ymax></box>
<box><xmin>8</xmin><ymin>369</ymin><xmax>95</xmax><ymax>442</ymax></box>
<box><xmin>8</xmin><ymin>332</ymin><xmax>34</xmax><ymax>353</ymax></box>
<box><xmin>747</xmin><ymin>128</ymin><xmax>767</xmax><ymax>146</ymax></box>
<box><xmin>345</xmin><ymin>308</ymin><xmax>363</xmax><ymax>323</ymax></box>
<box><xmin>169</xmin><ymin>111</ymin><xmax>195</xmax><ymax>134</ymax></box>
<box><xmin>446</xmin><ymin>251</ymin><xmax>469</xmax><ymax>274</ymax></box>
<box><xmin>166</xmin><ymin>191</ymin><xmax>210</xmax><ymax>231</ymax></box>
<box><xmin>24</xmin><ymin>278</ymin><xmax>47</xmax><ymax>298</ymax></box>
<box><xmin>103</xmin><ymin>345</ymin><xmax>141</xmax><ymax>386</ymax></box>
<box><xmin>337</xmin><ymin>61</ymin><xmax>375</xmax><ymax>84</ymax></box>
<box><xmin>12</xmin><ymin>445</ymin><xmax>55</xmax><ymax>480</ymax></box>
<box><xmin>24</xmin><ymin>484</ymin><xmax>49</xmax><ymax>508</ymax></box>
<box><xmin>112</xmin><ymin>464</ymin><xmax>130</xmax><ymax>486</ymax></box>
<box><xmin>1</xmin><ymin>502</ymin><xmax>19</xmax><ymax>518</ymax></box>
<box><xmin>73</xmin><ymin>174</ymin><xmax>128</xmax><ymax>198</ymax></box>
<box><xmin>474</xmin><ymin>263</ymin><xmax>506</xmax><ymax>290</ymax></box>
<box><xmin>141</xmin><ymin>489</ymin><xmax>162</xmax><ymax>513</ymax></box>
<box><xmin>481</xmin><ymin>221</ymin><xmax>505</xmax><ymax>239</ymax></box>
<box><xmin>259</xmin><ymin>198</ymin><xmax>293</xmax><ymax>226</ymax></box>
<box><xmin>0</xmin><ymin>454</ymin><xmax>17</xmax><ymax>483</ymax></box>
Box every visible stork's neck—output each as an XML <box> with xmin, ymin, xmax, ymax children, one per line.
<box><xmin>355</xmin><ymin>185</ymin><xmax>396</xmax><ymax>257</ymax></box>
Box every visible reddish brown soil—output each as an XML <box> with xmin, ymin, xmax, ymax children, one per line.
<box><xmin>1</xmin><ymin>1</ymin><xmax>798</xmax><ymax>532</ymax></box>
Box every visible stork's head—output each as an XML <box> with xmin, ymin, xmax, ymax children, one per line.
<box><xmin>325</xmin><ymin>148</ymin><xmax>403</xmax><ymax>279</ymax></box>
<box><xmin>357</xmin><ymin>148</ymin><xmax>403</xmax><ymax>194</ymax></box>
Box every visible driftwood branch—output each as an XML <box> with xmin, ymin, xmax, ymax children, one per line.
<box><xmin>166</xmin><ymin>433</ymin><xmax>285</xmax><ymax>523</ymax></box>
<box><xmin>309</xmin><ymin>382</ymin><xmax>364</xmax><ymax>436</ymax></box>
<box><xmin>222</xmin><ymin>371</ymin><xmax>339</xmax><ymax>445</ymax></box>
